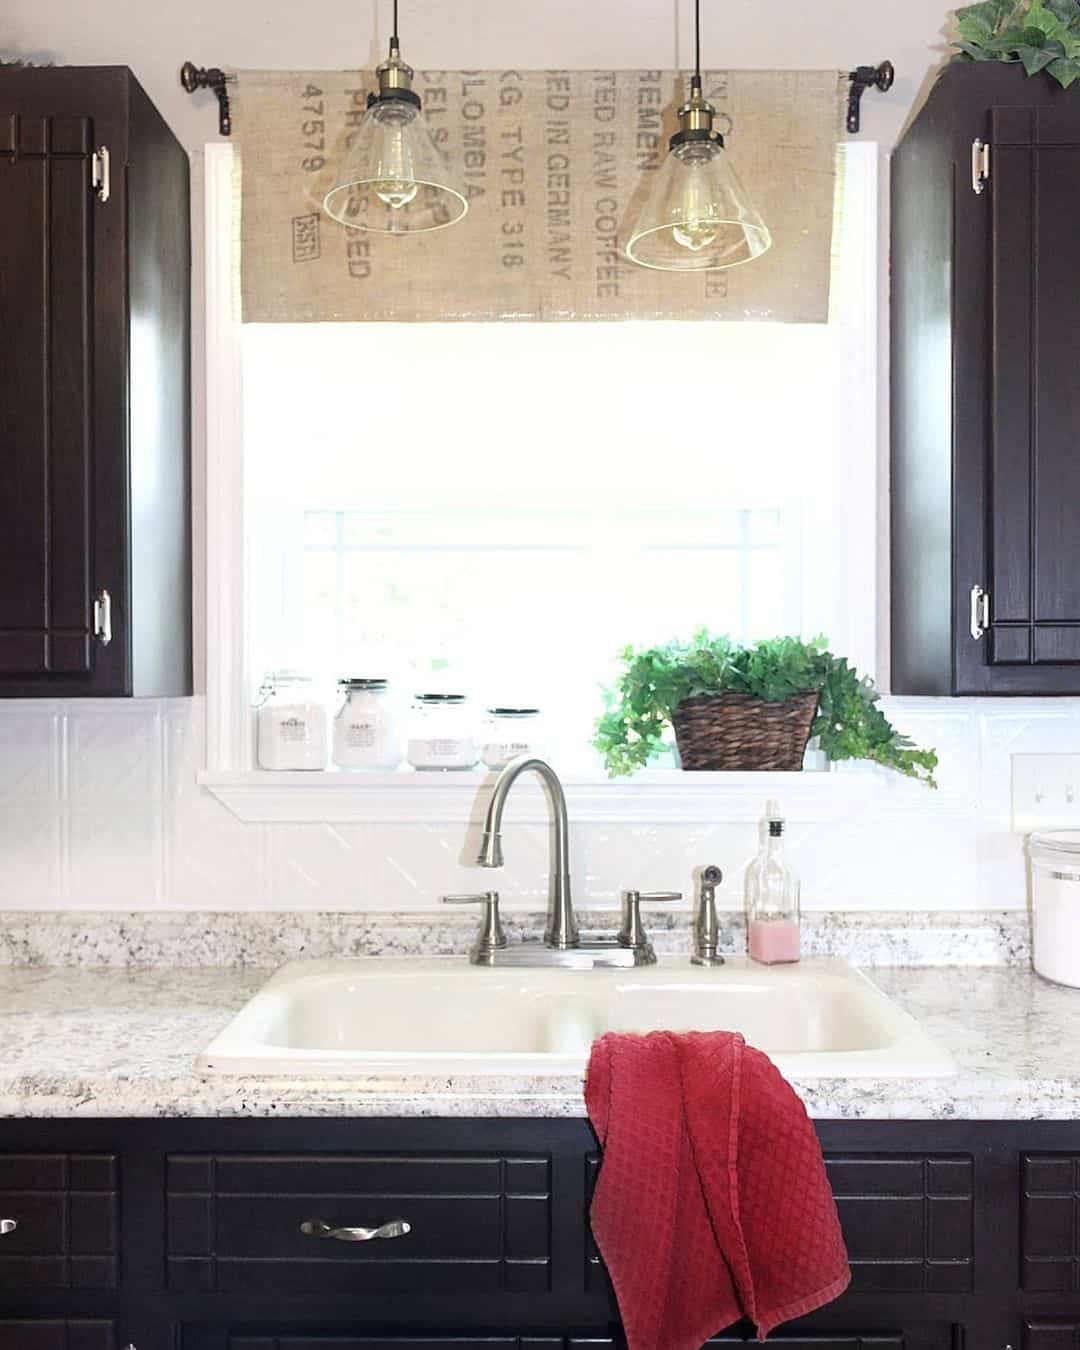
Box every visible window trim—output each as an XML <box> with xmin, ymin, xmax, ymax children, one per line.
<box><xmin>198</xmin><ymin>141</ymin><xmax>920</xmax><ymax>824</ymax></box>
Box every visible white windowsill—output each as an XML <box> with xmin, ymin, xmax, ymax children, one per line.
<box><xmin>198</xmin><ymin>766</ymin><xmax>964</xmax><ymax>824</ymax></box>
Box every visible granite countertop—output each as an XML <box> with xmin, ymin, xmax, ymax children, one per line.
<box><xmin>0</xmin><ymin>961</ymin><xmax>1077</xmax><ymax>1120</ymax></box>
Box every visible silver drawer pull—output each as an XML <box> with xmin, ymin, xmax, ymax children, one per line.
<box><xmin>0</xmin><ymin>1219</ymin><xmax>16</xmax><ymax>1236</ymax></box>
<box><xmin>300</xmin><ymin>1218</ymin><xmax>410</xmax><ymax>1242</ymax></box>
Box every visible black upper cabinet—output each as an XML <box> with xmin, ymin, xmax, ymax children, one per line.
<box><xmin>0</xmin><ymin>66</ymin><xmax>191</xmax><ymax>697</ymax></box>
<box><xmin>892</xmin><ymin>64</ymin><xmax>1080</xmax><ymax>695</ymax></box>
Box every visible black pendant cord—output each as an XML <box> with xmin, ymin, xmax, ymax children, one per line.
<box><xmin>692</xmin><ymin>0</ymin><xmax>702</xmax><ymax>92</ymax></box>
<box><xmin>392</xmin><ymin>0</ymin><xmax>400</xmax><ymax>49</ymax></box>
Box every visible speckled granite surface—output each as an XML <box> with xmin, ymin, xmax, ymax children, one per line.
<box><xmin>0</xmin><ymin>962</ymin><xmax>1076</xmax><ymax>1120</ymax></box>
<box><xmin>0</xmin><ymin>908</ymin><xmax>1031</xmax><ymax>969</ymax></box>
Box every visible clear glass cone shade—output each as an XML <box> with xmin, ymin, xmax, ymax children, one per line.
<box><xmin>625</xmin><ymin>140</ymin><xmax>772</xmax><ymax>271</ymax></box>
<box><xmin>322</xmin><ymin>99</ymin><xmax>468</xmax><ymax>234</ymax></box>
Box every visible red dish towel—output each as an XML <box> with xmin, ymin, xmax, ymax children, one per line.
<box><xmin>586</xmin><ymin>1030</ymin><xmax>850</xmax><ymax>1350</ymax></box>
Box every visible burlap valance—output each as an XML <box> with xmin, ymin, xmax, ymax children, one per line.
<box><xmin>232</xmin><ymin>69</ymin><xmax>845</xmax><ymax>324</ymax></box>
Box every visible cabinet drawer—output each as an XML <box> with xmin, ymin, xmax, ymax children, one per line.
<box><xmin>0</xmin><ymin>1154</ymin><xmax>118</xmax><ymax>1290</ymax></box>
<box><xmin>167</xmin><ymin>1153</ymin><xmax>552</xmax><ymax>1295</ymax></box>
<box><xmin>0</xmin><ymin>1321</ymin><xmax>116</xmax><ymax>1350</ymax></box>
<box><xmin>587</xmin><ymin>1152</ymin><xmax>974</xmax><ymax>1297</ymax></box>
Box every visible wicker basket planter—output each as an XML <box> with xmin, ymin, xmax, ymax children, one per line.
<box><xmin>671</xmin><ymin>690</ymin><xmax>820</xmax><ymax>772</ymax></box>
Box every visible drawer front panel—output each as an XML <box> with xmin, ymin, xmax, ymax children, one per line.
<box><xmin>1023</xmin><ymin>1155</ymin><xmax>1080</xmax><ymax>1291</ymax></box>
<box><xmin>0</xmin><ymin>1154</ymin><xmax>118</xmax><ymax>1290</ymax></box>
<box><xmin>588</xmin><ymin>1153</ymin><xmax>974</xmax><ymax>1296</ymax></box>
<box><xmin>167</xmin><ymin>1153</ymin><xmax>551</xmax><ymax>1295</ymax></box>
<box><xmin>0</xmin><ymin>1320</ymin><xmax>115</xmax><ymax>1350</ymax></box>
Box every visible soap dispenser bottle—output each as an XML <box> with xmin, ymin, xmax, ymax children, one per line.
<box><xmin>746</xmin><ymin>800</ymin><xmax>801</xmax><ymax>965</ymax></box>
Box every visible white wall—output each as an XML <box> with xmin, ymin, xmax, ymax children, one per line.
<box><xmin>1</xmin><ymin>693</ymin><xmax>1079</xmax><ymax>912</ymax></box>
<box><xmin>5</xmin><ymin>1</ymin><xmax>1058</xmax><ymax>918</ymax></box>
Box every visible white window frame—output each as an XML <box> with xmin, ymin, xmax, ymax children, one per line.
<box><xmin>197</xmin><ymin>140</ymin><xmax>929</xmax><ymax>825</ymax></box>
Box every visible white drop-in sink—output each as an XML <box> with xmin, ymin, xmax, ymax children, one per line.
<box><xmin>200</xmin><ymin>956</ymin><xmax>954</xmax><ymax>1079</ymax></box>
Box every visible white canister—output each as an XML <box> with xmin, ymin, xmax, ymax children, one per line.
<box><xmin>255</xmin><ymin>672</ymin><xmax>328</xmax><ymax>771</ymax></box>
<box><xmin>1030</xmin><ymin>830</ymin><xmax>1080</xmax><ymax>987</ymax></box>
<box><xmin>333</xmin><ymin>678</ymin><xmax>402</xmax><ymax>771</ymax></box>
<box><xmin>407</xmin><ymin>693</ymin><xmax>477</xmax><ymax>771</ymax></box>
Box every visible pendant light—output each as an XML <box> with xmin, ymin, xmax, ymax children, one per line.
<box><xmin>322</xmin><ymin>0</ymin><xmax>468</xmax><ymax>234</ymax></box>
<box><xmin>625</xmin><ymin>0</ymin><xmax>772</xmax><ymax>271</ymax></box>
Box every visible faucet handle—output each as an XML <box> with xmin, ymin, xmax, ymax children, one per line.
<box><xmin>441</xmin><ymin>892</ymin><xmax>507</xmax><ymax>962</ymax></box>
<box><xmin>618</xmin><ymin>890</ymin><xmax>682</xmax><ymax>962</ymax></box>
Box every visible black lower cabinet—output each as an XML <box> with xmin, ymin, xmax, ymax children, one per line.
<box><xmin>0</xmin><ymin>1117</ymin><xmax>1077</xmax><ymax>1350</ymax></box>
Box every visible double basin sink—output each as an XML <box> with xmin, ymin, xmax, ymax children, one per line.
<box><xmin>201</xmin><ymin>956</ymin><xmax>954</xmax><ymax>1079</ymax></box>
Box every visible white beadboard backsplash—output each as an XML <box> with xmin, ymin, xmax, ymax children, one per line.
<box><xmin>0</xmin><ymin>694</ymin><xmax>1076</xmax><ymax>911</ymax></box>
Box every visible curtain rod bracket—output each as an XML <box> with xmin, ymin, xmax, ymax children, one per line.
<box><xmin>180</xmin><ymin>62</ymin><xmax>234</xmax><ymax>136</ymax></box>
<box><xmin>847</xmin><ymin>60</ymin><xmax>894</xmax><ymax>134</ymax></box>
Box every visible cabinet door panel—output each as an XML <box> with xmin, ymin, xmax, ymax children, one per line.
<box><xmin>1026</xmin><ymin>1322</ymin><xmax>1080</xmax><ymax>1350</ymax></box>
<box><xmin>0</xmin><ymin>118</ymin><xmax>93</xmax><ymax>678</ymax></box>
<box><xmin>0</xmin><ymin>1151</ymin><xmax>118</xmax><ymax>1291</ymax></box>
<box><xmin>1022</xmin><ymin>1154</ymin><xmax>1080</xmax><ymax>1291</ymax></box>
<box><xmin>989</xmin><ymin>105</ymin><xmax>1080</xmax><ymax>665</ymax></box>
<box><xmin>0</xmin><ymin>69</ymin><xmax>133</xmax><ymax>697</ymax></box>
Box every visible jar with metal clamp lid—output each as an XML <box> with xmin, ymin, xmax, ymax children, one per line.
<box><xmin>333</xmin><ymin>678</ymin><xmax>402</xmax><ymax>771</ymax></box>
<box><xmin>255</xmin><ymin>672</ymin><xmax>328</xmax><ymax>771</ymax></box>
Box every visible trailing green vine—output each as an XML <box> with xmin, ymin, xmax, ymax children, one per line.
<box><xmin>953</xmin><ymin>0</ymin><xmax>1080</xmax><ymax>86</ymax></box>
<box><xmin>593</xmin><ymin>632</ymin><xmax>938</xmax><ymax>786</ymax></box>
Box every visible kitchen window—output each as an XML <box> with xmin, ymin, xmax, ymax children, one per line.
<box><xmin>201</xmin><ymin>142</ymin><xmax>879</xmax><ymax>808</ymax></box>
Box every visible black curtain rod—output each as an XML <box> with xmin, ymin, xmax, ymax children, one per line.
<box><xmin>178</xmin><ymin>59</ymin><xmax>896</xmax><ymax>139</ymax></box>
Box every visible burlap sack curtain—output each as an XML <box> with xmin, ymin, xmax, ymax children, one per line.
<box><xmin>232</xmin><ymin>69</ymin><xmax>845</xmax><ymax>324</ymax></box>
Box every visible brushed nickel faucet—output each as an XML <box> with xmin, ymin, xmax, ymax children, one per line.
<box><xmin>478</xmin><ymin>755</ymin><xmax>578</xmax><ymax>949</ymax></box>
<box><xmin>442</xmin><ymin>754</ymin><xmax>681</xmax><ymax>967</ymax></box>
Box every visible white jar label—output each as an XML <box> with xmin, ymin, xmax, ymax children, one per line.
<box><xmin>427</xmin><ymin>738</ymin><xmax>464</xmax><ymax>757</ymax></box>
<box><xmin>278</xmin><ymin>715</ymin><xmax>309</xmax><ymax>742</ymax></box>
<box><xmin>344</xmin><ymin>720</ymin><xmax>378</xmax><ymax>749</ymax></box>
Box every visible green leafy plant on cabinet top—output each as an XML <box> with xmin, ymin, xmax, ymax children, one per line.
<box><xmin>953</xmin><ymin>0</ymin><xmax>1080</xmax><ymax>86</ymax></box>
<box><xmin>594</xmin><ymin>633</ymin><xmax>939</xmax><ymax>786</ymax></box>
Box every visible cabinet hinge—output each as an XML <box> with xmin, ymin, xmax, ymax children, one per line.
<box><xmin>93</xmin><ymin>589</ymin><xmax>112</xmax><ymax>646</ymax></box>
<box><xmin>970</xmin><ymin>584</ymin><xmax>991</xmax><ymax>641</ymax></box>
<box><xmin>91</xmin><ymin>145</ymin><xmax>111</xmax><ymax>202</ymax></box>
<box><xmin>971</xmin><ymin>138</ymin><xmax>991</xmax><ymax>195</ymax></box>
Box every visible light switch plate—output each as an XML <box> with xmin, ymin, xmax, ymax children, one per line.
<box><xmin>1011</xmin><ymin>753</ymin><xmax>1080</xmax><ymax>833</ymax></box>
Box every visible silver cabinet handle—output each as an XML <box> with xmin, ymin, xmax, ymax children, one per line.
<box><xmin>93</xmin><ymin>589</ymin><xmax>112</xmax><ymax>646</ymax></box>
<box><xmin>0</xmin><ymin>1219</ymin><xmax>16</xmax><ymax>1236</ymax></box>
<box><xmin>970</xmin><ymin>584</ymin><xmax>990</xmax><ymax>641</ymax></box>
<box><xmin>300</xmin><ymin>1218</ymin><xmax>410</xmax><ymax>1242</ymax></box>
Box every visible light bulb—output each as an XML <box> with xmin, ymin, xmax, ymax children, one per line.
<box><xmin>673</xmin><ymin>218</ymin><xmax>718</xmax><ymax>252</ymax></box>
<box><xmin>371</xmin><ymin>106</ymin><xmax>419</xmax><ymax>209</ymax></box>
<box><xmin>374</xmin><ymin>178</ymin><xmax>419</xmax><ymax>209</ymax></box>
<box><xmin>671</xmin><ymin>144</ymin><xmax>721</xmax><ymax>252</ymax></box>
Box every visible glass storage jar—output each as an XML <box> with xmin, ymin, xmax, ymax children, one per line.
<box><xmin>255</xmin><ymin>672</ymin><xmax>328</xmax><ymax>771</ymax></box>
<box><xmin>407</xmin><ymin>693</ymin><xmax>477</xmax><ymax>771</ymax></box>
<box><xmin>1030</xmin><ymin>830</ymin><xmax>1080</xmax><ymax>988</ymax></box>
<box><xmin>480</xmin><ymin>707</ymin><xmax>542</xmax><ymax>769</ymax></box>
<box><xmin>333</xmin><ymin>678</ymin><xmax>402</xmax><ymax>771</ymax></box>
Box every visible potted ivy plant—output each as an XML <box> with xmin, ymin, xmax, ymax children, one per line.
<box><xmin>594</xmin><ymin>633</ymin><xmax>938</xmax><ymax>785</ymax></box>
<box><xmin>953</xmin><ymin>0</ymin><xmax>1080</xmax><ymax>86</ymax></box>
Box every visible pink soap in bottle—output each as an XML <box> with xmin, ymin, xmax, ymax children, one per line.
<box><xmin>746</xmin><ymin>800</ymin><xmax>800</xmax><ymax>965</ymax></box>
